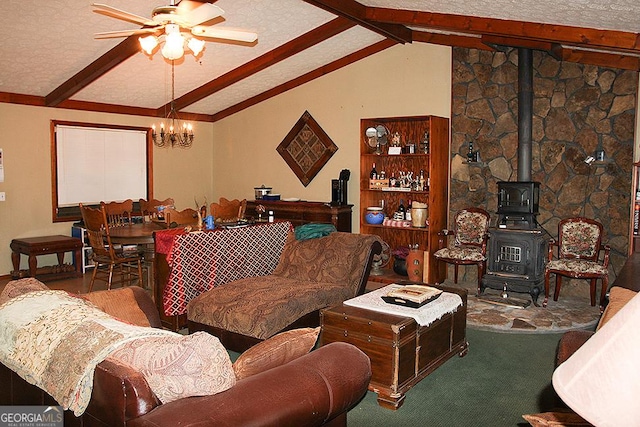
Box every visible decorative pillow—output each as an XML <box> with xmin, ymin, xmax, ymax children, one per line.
<box><xmin>233</xmin><ymin>327</ymin><xmax>320</xmax><ymax>380</ymax></box>
<box><xmin>108</xmin><ymin>331</ymin><xmax>236</xmax><ymax>404</ymax></box>
<box><xmin>84</xmin><ymin>288</ymin><xmax>151</xmax><ymax>327</ymax></box>
<box><xmin>522</xmin><ymin>411</ymin><xmax>591</xmax><ymax>426</ymax></box>
<box><xmin>597</xmin><ymin>287</ymin><xmax>637</xmax><ymax>330</ymax></box>
<box><xmin>0</xmin><ymin>278</ymin><xmax>49</xmax><ymax>306</ymax></box>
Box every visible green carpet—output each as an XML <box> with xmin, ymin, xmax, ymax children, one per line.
<box><xmin>346</xmin><ymin>328</ymin><xmax>563</xmax><ymax>427</ymax></box>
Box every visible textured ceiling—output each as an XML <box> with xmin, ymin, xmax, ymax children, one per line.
<box><xmin>361</xmin><ymin>0</ymin><xmax>640</xmax><ymax>32</ymax></box>
<box><xmin>1</xmin><ymin>0</ymin><xmax>638</xmax><ymax>119</ymax></box>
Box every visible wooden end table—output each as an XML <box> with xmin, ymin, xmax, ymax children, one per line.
<box><xmin>320</xmin><ymin>284</ymin><xmax>468</xmax><ymax>410</ymax></box>
<box><xmin>10</xmin><ymin>235</ymin><xmax>83</xmax><ymax>281</ymax></box>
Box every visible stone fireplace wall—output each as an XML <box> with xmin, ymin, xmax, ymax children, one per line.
<box><xmin>450</xmin><ymin>47</ymin><xmax>638</xmax><ymax>289</ymax></box>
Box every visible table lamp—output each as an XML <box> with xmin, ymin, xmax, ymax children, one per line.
<box><xmin>552</xmin><ymin>290</ymin><xmax>640</xmax><ymax>426</ymax></box>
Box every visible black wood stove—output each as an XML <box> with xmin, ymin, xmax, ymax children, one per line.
<box><xmin>481</xmin><ymin>181</ymin><xmax>547</xmax><ymax>303</ymax></box>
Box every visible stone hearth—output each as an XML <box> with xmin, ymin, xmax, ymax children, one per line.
<box><xmin>448</xmin><ymin>278</ymin><xmax>601</xmax><ymax>333</ymax></box>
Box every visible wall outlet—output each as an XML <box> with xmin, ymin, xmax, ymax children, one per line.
<box><xmin>0</xmin><ymin>192</ymin><xmax>5</xmax><ymax>201</ymax></box>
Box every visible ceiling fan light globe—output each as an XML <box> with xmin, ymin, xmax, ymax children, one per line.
<box><xmin>139</xmin><ymin>35</ymin><xmax>159</xmax><ymax>55</ymax></box>
<box><xmin>162</xmin><ymin>31</ymin><xmax>185</xmax><ymax>60</ymax></box>
<box><xmin>187</xmin><ymin>37</ymin><xmax>205</xmax><ymax>57</ymax></box>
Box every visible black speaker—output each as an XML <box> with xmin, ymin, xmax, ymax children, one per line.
<box><xmin>331</xmin><ymin>179</ymin><xmax>347</xmax><ymax>205</ymax></box>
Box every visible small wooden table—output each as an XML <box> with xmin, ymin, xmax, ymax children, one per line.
<box><xmin>320</xmin><ymin>284</ymin><xmax>468</xmax><ymax>410</ymax></box>
<box><xmin>10</xmin><ymin>235</ymin><xmax>83</xmax><ymax>281</ymax></box>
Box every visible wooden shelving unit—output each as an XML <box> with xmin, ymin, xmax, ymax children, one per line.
<box><xmin>631</xmin><ymin>162</ymin><xmax>640</xmax><ymax>255</ymax></box>
<box><xmin>360</xmin><ymin>115</ymin><xmax>449</xmax><ymax>283</ymax></box>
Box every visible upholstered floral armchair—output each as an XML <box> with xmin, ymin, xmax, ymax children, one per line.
<box><xmin>434</xmin><ymin>207</ymin><xmax>491</xmax><ymax>295</ymax></box>
<box><xmin>543</xmin><ymin>217</ymin><xmax>610</xmax><ymax>309</ymax></box>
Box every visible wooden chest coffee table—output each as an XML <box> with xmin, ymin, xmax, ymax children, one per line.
<box><xmin>320</xmin><ymin>284</ymin><xmax>468</xmax><ymax>410</ymax></box>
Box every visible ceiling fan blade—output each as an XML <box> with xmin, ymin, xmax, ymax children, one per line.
<box><xmin>92</xmin><ymin>3</ymin><xmax>154</xmax><ymax>26</ymax></box>
<box><xmin>178</xmin><ymin>1</ymin><xmax>224</xmax><ymax>27</ymax></box>
<box><xmin>94</xmin><ymin>28</ymin><xmax>159</xmax><ymax>39</ymax></box>
<box><xmin>192</xmin><ymin>27</ymin><xmax>258</xmax><ymax>43</ymax></box>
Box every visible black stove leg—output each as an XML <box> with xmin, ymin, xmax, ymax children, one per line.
<box><xmin>530</xmin><ymin>287</ymin><xmax>540</xmax><ymax>307</ymax></box>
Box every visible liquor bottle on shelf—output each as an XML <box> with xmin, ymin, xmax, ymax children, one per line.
<box><xmin>406</xmin><ymin>200</ymin><xmax>412</xmax><ymax>221</ymax></box>
<box><xmin>370</xmin><ymin>162</ymin><xmax>378</xmax><ymax>180</ymax></box>
<box><xmin>389</xmin><ymin>172</ymin><xmax>397</xmax><ymax>188</ymax></box>
<box><xmin>419</xmin><ymin>170</ymin><xmax>426</xmax><ymax>191</ymax></box>
<box><xmin>398</xmin><ymin>199</ymin><xmax>406</xmax><ymax>220</ymax></box>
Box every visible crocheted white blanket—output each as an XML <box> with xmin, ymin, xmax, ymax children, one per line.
<box><xmin>0</xmin><ymin>290</ymin><xmax>177</xmax><ymax>415</ymax></box>
<box><xmin>344</xmin><ymin>284</ymin><xmax>463</xmax><ymax>326</ymax></box>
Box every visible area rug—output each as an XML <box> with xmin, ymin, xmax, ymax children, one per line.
<box><xmin>447</xmin><ymin>280</ymin><xmax>601</xmax><ymax>333</ymax></box>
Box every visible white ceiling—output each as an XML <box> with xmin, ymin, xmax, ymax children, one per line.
<box><xmin>1</xmin><ymin>0</ymin><xmax>638</xmax><ymax>119</ymax></box>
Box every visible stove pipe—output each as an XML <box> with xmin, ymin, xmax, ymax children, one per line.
<box><xmin>517</xmin><ymin>48</ymin><xmax>533</xmax><ymax>182</ymax></box>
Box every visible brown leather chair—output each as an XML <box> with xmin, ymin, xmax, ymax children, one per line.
<box><xmin>543</xmin><ymin>217</ymin><xmax>610</xmax><ymax>309</ymax></box>
<box><xmin>434</xmin><ymin>207</ymin><xmax>491</xmax><ymax>296</ymax></box>
<box><xmin>80</xmin><ymin>203</ymin><xmax>143</xmax><ymax>292</ymax></box>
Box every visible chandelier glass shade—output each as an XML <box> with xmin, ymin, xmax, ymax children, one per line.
<box><xmin>152</xmin><ymin>62</ymin><xmax>194</xmax><ymax>148</ymax></box>
<box><xmin>139</xmin><ymin>24</ymin><xmax>205</xmax><ymax>61</ymax></box>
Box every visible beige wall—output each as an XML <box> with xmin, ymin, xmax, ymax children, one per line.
<box><xmin>0</xmin><ymin>104</ymin><xmax>214</xmax><ymax>275</ymax></box>
<box><xmin>0</xmin><ymin>42</ymin><xmax>480</xmax><ymax>276</ymax></box>
<box><xmin>211</xmin><ymin>42</ymin><xmax>452</xmax><ymax>227</ymax></box>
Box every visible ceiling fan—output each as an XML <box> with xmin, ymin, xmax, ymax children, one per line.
<box><xmin>92</xmin><ymin>1</ymin><xmax>257</xmax><ymax>59</ymax></box>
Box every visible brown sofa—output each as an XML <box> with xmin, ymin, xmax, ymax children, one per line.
<box><xmin>0</xmin><ymin>284</ymin><xmax>372</xmax><ymax>427</ymax></box>
<box><xmin>187</xmin><ymin>232</ymin><xmax>382</xmax><ymax>352</ymax></box>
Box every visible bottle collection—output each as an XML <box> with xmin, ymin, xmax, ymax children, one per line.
<box><xmin>369</xmin><ymin>164</ymin><xmax>429</xmax><ymax>192</ymax></box>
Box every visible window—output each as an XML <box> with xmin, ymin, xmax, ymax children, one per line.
<box><xmin>51</xmin><ymin>120</ymin><xmax>153</xmax><ymax>222</ymax></box>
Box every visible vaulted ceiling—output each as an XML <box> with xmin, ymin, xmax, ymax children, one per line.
<box><xmin>1</xmin><ymin>0</ymin><xmax>638</xmax><ymax>122</ymax></box>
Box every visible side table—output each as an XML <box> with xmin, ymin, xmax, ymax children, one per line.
<box><xmin>320</xmin><ymin>284</ymin><xmax>468</xmax><ymax>410</ymax></box>
<box><xmin>10</xmin><ymin>235</ymin><xmax>83</xmax><ymax>281</ymax></box>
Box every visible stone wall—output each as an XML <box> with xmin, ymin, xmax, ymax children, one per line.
<box><xmin>450</xmin><ymin>47</ymin><xmax>638</xmax><ymax>290</ymax></box>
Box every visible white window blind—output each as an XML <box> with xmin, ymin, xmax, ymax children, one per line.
<box><xmin>56</xmin><ymin>124</ymin><xmax>147</xmax><ymax>207</ymax></box>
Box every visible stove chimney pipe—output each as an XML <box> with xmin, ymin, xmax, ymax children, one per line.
<box><xmin>517</xmin><ymin>48</ymin><xmax>533</xmax><ymax>182</ymax></box>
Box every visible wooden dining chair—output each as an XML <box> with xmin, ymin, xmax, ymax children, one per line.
<box><xmin>139</xmin><ymin>198</ymin><xmax>175</xmax><ymax>222</ymax></box>
<box><xmin>209</xmin><ymin>197</ymin><xmax>247</xmax><ymax>223</ymax></box>
<box><xmin>80</xmin><ymin>203</ymin><xmax>143</xmax><ymax>292</ymax></box>
<box><xmin>164</xmin><ymin>207</ymin><xmax>199</xmax><ymax>228</ymax></box>
<box><xmin>103</xmin><ymin>199</ymin><xmax>134</xmax><ymax>227</ymax></box>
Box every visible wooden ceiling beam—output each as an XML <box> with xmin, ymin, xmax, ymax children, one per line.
<box><xmin>365</xmin><ymin>7</ymin><xmax>640</xmax><ymax>53</ymax></box>
<box><xmin>304</xmin><ymin>0</ymin><xmax>412</xmax><ymax>43</ymax></box>
<box><xmin>551</xmin><ymin>45</ymin><xmax>640</xmax><ymax>71</ymax></box>
<box><xmin>44</xmin><ymin>37</ymin><xmax>141</xmax><ymax>107</ymax></box>
<box><xmin>212</xmin><ymin>39</ymin><xmax>396</xmax><ymax>122</ymax></box>
<box><xmin>413</xmin><ymin>32</ymin><xmax>493</xmax><ymax>51</ymax></box>
<box><xmin>481</xmin><ymin>35</ymin><xmax>554</xmax><ymax>52</ymax></box>
<box><xmin>170</xmin><ymin>17</ymin><xmax>355</xmax><ymax>112</ymax></box>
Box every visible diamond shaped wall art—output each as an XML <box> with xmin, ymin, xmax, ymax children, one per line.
<box><xmin>276</xmin><ymin>111</ymin><xmax>338</xmax><ymax>187</ymax></box>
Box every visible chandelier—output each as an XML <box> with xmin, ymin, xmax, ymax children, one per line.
<box><xmin>139</xmin><ymin>24</ymin><xmax>205</xmax><ymax>61</ymax></box>
<box><xmin>152</xmin><ymin>62</ymin><xmax>194</xmax><ymax>148</ymax></box>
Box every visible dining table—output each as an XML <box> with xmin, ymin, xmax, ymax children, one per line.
<box><xmin>108</xmin><ymin>221</ymin><xmax>167</xmax><ymax>294</ymax></box>
<box><xmin>108</xmin><ymin>222</ymin><xmax>166</xmax><ymax>245</ymax></box>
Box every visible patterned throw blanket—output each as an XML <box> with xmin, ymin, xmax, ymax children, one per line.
<box><xmin>0</xmin><ymin>290</ymin><xmax>178</xmax><ymax>415</ymax></box>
